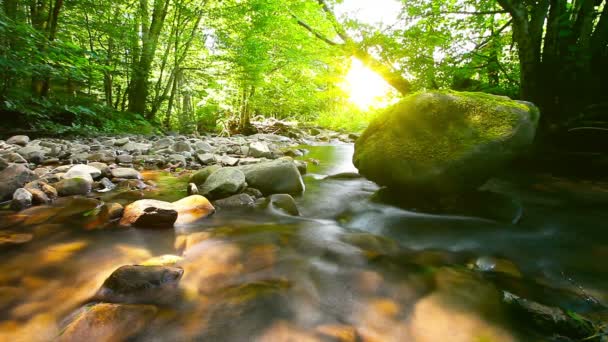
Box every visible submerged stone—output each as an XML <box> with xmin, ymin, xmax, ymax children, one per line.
<box><xmin>120</xmin><ymin>199</ymin><xmax>178</xmax><ymax>228</ymax></box>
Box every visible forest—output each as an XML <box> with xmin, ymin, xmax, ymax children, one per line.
<box><xmin>1</xmin><ymin>0</ymin><xmax>608</xmax><ymax>341</ymax></box>
<box><xmin>1</xmin><ymin>0</ymin><xmax>605</xmax><ymax>138</ymax></box>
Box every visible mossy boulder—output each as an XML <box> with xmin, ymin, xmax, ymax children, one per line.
<box><xmin>353</xmin><ymin>91</ymin><xmax>540</xmax><ymax>194</ymax></box>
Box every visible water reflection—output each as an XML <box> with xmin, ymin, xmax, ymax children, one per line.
<box><xmin>0</xmin><ymin>143</ymin><xmax>606</xmax><ymax>341</ymax></box>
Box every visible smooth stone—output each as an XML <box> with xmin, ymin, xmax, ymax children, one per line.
<box><xmin>93</xmin><ymin>265</ymin><xmax>184</xmax><ymax>304</ymax></box>
<box><xmin>114</xmin><ymin>137</ymin><xmax>130</xmax><ymax>146</ymax></box>
<box><xmin>267</xmin><ymin>194</ymin><xmax>300</xmax><ymax>216</ymax></box>
<box><xmin>106</xmin><ymin>202</ymin><xmax>124</xmax><ymax>220</ymax></box>
<box><xmin>6</xmin><ymin>135</ymin><xmax>30</xmax><ymax>146</ymax></box>
<box><xmin>196</xmin><ymin>153</ymin><xmax>215</xmax><ymax>164</ymax></box>
<box><xmin>24</xmin><ymin>180</ymin><xmax>58</xmax><ymax>204</ymax></box>
<box><xmin>116</xmin><ymin>154</ymin><xmax>133</xmax><ymax>164</ymax></box>
<box><xmin>190</xmin><ymin>165</ymin><xmax>222</xmax><ymax>186</ymax></box>
<box><xmin>119</xmin><ymin>199</ymin><xmax>178</xmax><ymax>228</ymax></box>
<box><xmin>64</xmin><ymin>164</ymin><xmax>101</xmax><ymax>180</ymax></box>
<box><xmin>55</xmin><ymin>177</ymin><xmax>93</xmax><ymax>197</ymax></box>
<box><xmin>0</xmin><ymin>231</ymin><xmax>33</xmax><ymax>247</ymax></box>
<box><xmin>194</xmin><ymin>141</ymin><xmax>214</xmax><ymax>153</ymax></box>
<box><xmin>187</xmin><ymin>183</ymin><xmax>199</xmax><ymax>195</ymax></box>
<box><xmin>200</xmin><ymin>168</ymin><xmax>247</xmax><ymax>200</ymax></box>
<box><xmin>172</xmin><ymin>195</ymin><xmax>215</xmax><ymax>225</ymax></box>
<box><xmin>11</xmin><ymin>188</ymin><xmax>33</xmax><ymax>211</ymax></box>
<box><xmin>173</xmin><ymin>141</ymin><xmax>192</xmax><ymax>153</ymax></box>
<box><xmin>152</xmin><ymin>137</ymin><xmax>174</xmax><ymax>150</ymax></box>
<box><xmin>238</xmin><ymin>159</ymin><xmax>305</xmax><ymax>196</ymax></box>
<box><xmin>213</xmin><ymin>193</ymin><xmax>255</xmax><ymax>209</ymax></box>
<box><xmin>95</xmin><ymin>177</ymin><xmax>116</xmax><ymax>193</ymax></box>
<box><xmin>0</xmin><ymin>164</ymin><xmax>38</xmax><ymax>201</ymax></box>
<box><xmin>111</xmin><ymin>167</ymin><xmax>142</xmax><ymax>180</ymax></box>
<box><xmin>0</xmin><ymin>157</ymin><xmax>8</xmax><ymax>171</ymax></box>
<box><xmin>249</xmin><ymin>141</ymin><xmax>271</xmax><ymax>158</ymax></box>
<box><xmin>216</xmin><ymin>154</ymin><xmax>239</xmax><ymax>166</ymax></box>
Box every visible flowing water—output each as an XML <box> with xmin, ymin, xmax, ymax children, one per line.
<box><xmin>0</xmin><ymin>144</ymin><xmax>607</xmax><ymax>341</ymax></box>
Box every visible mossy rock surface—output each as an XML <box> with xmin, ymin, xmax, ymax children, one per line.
<box><xmin>353</xmin><ymin>91</ymin><xmax>540</xmax><ymax>194</ymax></box>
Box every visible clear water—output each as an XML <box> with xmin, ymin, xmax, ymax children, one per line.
<box><xmin>0</xmin><ymin>143</ymin><xmax>606</xmax><ymax>341</ymax></box>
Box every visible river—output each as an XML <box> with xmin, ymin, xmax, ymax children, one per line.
<box><xmin>0</xmin><ymin>143</ymin><xmax>606</xmax><ymax>341</ymax></box>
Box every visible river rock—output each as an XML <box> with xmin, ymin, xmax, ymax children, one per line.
<box><xmin>116</xmin><ymin>154</ymin><xmax>133</xmax><ymax>164</ymax></box>
<box><xmin>152</xmin><ymin>137</ymin><xmax>174</xmax><ymax>150</ymax></box>
<box><xmin>111</xmin><ymin>167</ymin><xmax>142</xmax><ymax>180</ymax></box>
<box><xmin>172</xmin><ymin>195</ymin><xmax>215</xmax><ymax>225</ymax></box>
<box><xmin>196</xmin><ymin>153</ymin><xmax>215</xmax><ymax>165</ymax></box>
<box><xmin>17</xmin><ymin>145</ymin><xmax>46</xmax><ymax>163</ymax></box>
<box><xmin>213</xmin><ymin>193</ymin><xmax>255</xmax><ymax>209</ymax></box>
<box><xmin>0</xmin><ymin>164</ymin><xmax>38</xmax><ymax>201</ymax></box>
<box><xmin>55</xmin><ymin>177</ymin><xmax>93</xmax><ymax>196</ymax></box>
<box><xmin>249</xmin><ymin>141</ymin><xmax>271</xmax><ymax>158</ymax></box>
<box><xmin>58</xmin><ymin>303</ymin><xmax>158</xmax><ymax>342</ymax></box>
<box><xmin>64</xmin><ymin>164</ymin><xmax>101</xmax><ymax>181</ymax></box>
<box><xmin>200</xmin><ymin>168</ymin><xmax>246</xmax><ymax>199</ymax></box>
<box><xmin>0</xmin><ymin>157</ymin><xmax>8</xmax><ymax>171</ymax></box>
<box><xmin>93</xmin><ymin>265</ymin><xmax>184</xmax><ymax>304</ymax></box>
<box><xmin>11</xmin><ymin>188</ymin><xmax>32</xmax><ymax>211</ymax></box>
<box><xmin>24</xmin><ymin>180</ymin><xmax>57</xmax><ymax>204</ymax></box>
<box><xmin>239</xmin><ymin>159</ymin><xmax>305</xmax><ymax>195</ymax></box>
<box><xmin>266</xmin><ymin>194</ymin><xmax>300</xmax><ymax>216</ymax></box>
<box><xmin>173</xmin><ymin>141</ymin><xmax>192</xmax><ymax>153</ymax></box>
<box><xmin>120</xmin><ymin>199</ymin><xmax>178</xmax><ymax>228</ymax></box>
<box><xmin>353</xmin><ymin>91</ymin><xmax>540</xmax><ymax>194</ymax></box>
<box><xmin>106</xmin><ymin>202</ymin><xmax>124</xmax><ymax>220</ymax></box>
<box><xmin>190</xmin><ymin>165</ymin><xmax>222</xmax><ymax>186</ymax></box>
<box><xmin>187</xmin><ymin>183</ymin><xmax>199</xmax><ymax>195</ymax></box>
<box><xmin>6</xmin><ymin>135</ymin><xmax>30</xmax><ymax>146</ymax></box>
<box><xmin>122</xmin><ymin>142</ymin><xmax>150</xmax><ymax>154</ymax></box>
<box><xmin>114</xmin><ymin>137</ymin><xmax>130</xmax><ymax>146</ymax></box>
<box><xmin>194</xmin><ymin>141</ymin><xmax>214</xmax><ymax>153</ymax></box>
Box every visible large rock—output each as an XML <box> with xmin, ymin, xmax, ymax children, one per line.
<box><xmin>249</xmin><ymin>141</ymin><xmax>271</xmax><ymax>158</ymax></box>
<box><xmin>111</xmin><ymin>167</ymin><xmax>142</xmax><ymax>180</ymax></box>
<box><xmin>172</xmin><ymin>195</ymin><xmax>215</xmax><ymax>225</ymax></box>
<box><xmin>11</xmin><ymin>188</ymin><xmax>32</xmax><ymax>211</ymax></box>
<box><xmin>6</xmin><ymin>135</ymin><xmax>30</xmax><ymax>146</ymax></box>
<box><xmin>64</xmin><ymin>164</ymin><xmax>101</xmax><ymax>181</ymax></box>
<box><xmin>200</xmin><ymin>167</ymin><xmax>246</xmax><ymax>199</ymax></box>
<box><xmin>353</xmin><ymin>91</ymin><xmax>540</xmax><ymax>194</ymax></box>
<box><xmin>238</xmin><ymin>159</ymin><xmax>305</xmax><ymax>195</ymax></box>
<box><xmin>93</xmin><ymin>265</ymin><xmax>184</xmax><ymax>304</ymax></box>
<box><xmin>120</xmin><ymin>199</ymin><xmax>178</xmax><ymax>228</ymax></box>
<box><xmin>0</xmin><ymin>164</ymin><xmax>38</xmax><ymax>201</ymax></box>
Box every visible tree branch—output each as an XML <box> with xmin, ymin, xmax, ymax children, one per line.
<box><xmin>291</xmin><ymin>14</ymin><xmax>341</xmax><ymax>46</ymax></box>
<box><xmin>440</xmin><ymin>10</ymin><xmax>508</xmax><ymax>15</ymax></box>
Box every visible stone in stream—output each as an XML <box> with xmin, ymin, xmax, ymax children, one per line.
<box><xmin>111</xmin><ymin>167</ymin><xmax>142</xmax><ymax>180</ymax></box>
<box><xmin>194</xmin><ymin>141</ymin><xmax>214</xmax><ymax>153</ymax></box>
<box><xmin>0</xmin><ymin>164</ymin><xmax>38</xmax><ymax>201</ymax></box>
<box><xmin>200</xmin><ymin>167</ymin><xmax>247</xmax><ymax>200</ymax></box>
<box><xmin>55</xmin><ymin>177</ymin><xmax>92</xmax><ymax>197</ymax></box>
<box><xmin>6</xmin><ymin>135</ymin><xmax>30</xmax><ymax>146</ymax></box>
<box><xmin>173</xmin><ymin>141</ymin><xmax>192</xmax><ymax>153</ymax></box>
<box><xmin>58</xmin><ymin>303</ymin><xmax>158</xmax><ymax>342</ymax></box>
<box><xmin>119</xmin><ymin>199</ymin><xmax>178</xmax><ymax>228</ymax></box>
<box><xmin>196</xmin><ymin>153</ymin><xmax>215</xmax><ymax>165</ymax></box>
<box><xmin>238</xmin><ymin>159</ymin><xmax>305</xmax><ymax>196</ymax></box>
<box><xmin>353</xmin><ymin>91</ymin><xmax>540</xmax><ymax>194</ymax></box>
<box><xmin>187</xmin><ymin>183</ymin><xmax>199</xmax><ymax>195</ymax></box>
<box><xmin>189</xmin><ymin>165</ymin><xmax>222</xmax><ymax>186</ymax></box>
<box><xmin>92</xmin><ymin>265</ymin><xmax>184</xmax><ymax>305</ymax></box>
<box><xmin>0</xmin><ymin>231</ymin><xmax>33</xmax><ymax>247</ymax></box>
<box><xmin>105</xmin><ymin>202</ymin><xmax>124</xmax><ymax>221</ymax></box>
<box><xmin>172</xmin><ymin>195</ymin><xmax>215</xmax><ymax>225</ymax></box>
<box><xmin>213</xmin><ymin>193</ymin><xmax>256</xmax><ymax>209</ymax></box>
<box><xmin>116</xmin><ymin>154</ymin><xmax>133</xmax><ymax>164</ymax></box>
<box><xmin>11</xmin><ymin>188</ymin><xmax>33</xmax><ymax>211</ymax></box>
<box><xmin>114</xmin><ymin>137</ymin><xmax>130</xmax><ymax>146</ymax></box>
<box><xmin>265</xmin><ymin>194</ymin><xmax>300</xmax><ymax>216</ymax></box>
<box><xmin>24</xmin><ymin>180</ymin><xmax>58</xmax><ymax>204</ymax></box>
<box><xmin>249</xmin><ymin>141</ymin><xmax>272</xmax><ymax>158</ymax></box>
<box><xmin>64</xmin><ymin>164</ymin><xmax>101</xmax><ymax>181</ymax></box>
<box><xmin>95</xmin><ymin>177</ymin><xmax>116</xmax><ymax>193</ymax></box>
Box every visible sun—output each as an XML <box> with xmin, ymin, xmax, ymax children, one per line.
<box><xmin>343</xmin><ymin>57</ymin><xmax>394</xmax><ymax>110</ymax></box>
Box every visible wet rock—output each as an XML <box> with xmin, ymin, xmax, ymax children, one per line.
<box><xmin>141</xmin><ymin>255</ymin><xmax>183</xmax><ymax>267</ymax></box>
<box><xmin>194</xmin><ymin>141</ymin><xmax>214</xmax><ymax>153</ymax></box>
<box><xmin>11</xmin><ymin>188</ymin><xmax>32</xmax><ymax>211</ymax></box>
<box><xmin>95</xmin><ymin>178</ymin><xmax>116</xmax><ymax>193</ymax></box>
<box><xmin>187</xmin><ymin>183</ymin><xmax>199</xmax><ymax>195</ymax></box>
<box><xmin>239</xmin><ymin>159</ymin><xmax>305</xmax><ymax>195</ymax></box>
<box><xmin>93</xmin><ymin>265</ymin><xmax>184</xmax><ymax>304</ymax></box>
<box><xmin>106</xmin><ymin>203</ymin><xmax>124</xmax><ymax>221</ymax></box>
<box><xmin>196</xmin><ymin>153</ymin><xmax>215</xmax><ymax>165</ymax></box>
<box><xmin>120</xmin><ymin>199</ymin><xmax>178</xmax><ymax>228</ymax></box>
<box><xmin>249</xmin><ymin>141</ymin><xmax>271</xmax><ymax>158</ymax></box>
<box><xmin>502</xmin><ymin>292</ymin><xmax>600</xmax><ymax>341</ymax></box>
<box><xmin>315</xmin><ymin>324</ymin><xmax>359</xmax><ymax>342</ymax></box>
<box><xmin>55</xmin><ymin>177</ymin><xmax>92</xmax><ymax>197</ymax></box>
<box><xmin>473</xmin><ymin>256</ymin><xmax>522</xmax><ymax>278</ymax></box>
<box><xmin>168</xmin><ymin>154</ymin><xmax>187</xmax><ymax>166</ymax></box>
<box><xmin>17</xmin><ymin>145</ymin><xmax>46</xmax><ymax>163</ymax></box>
<box><xmin>172</xmin><ymin>195</ymin><xmax>215</xmax><ymax>225</ymax></box>
<box><xmin>294</xmin><ymin>160</ymin><xmax>307</xmax><ymax>175</ymax></box>
<box><xmin>0</xmin><ymin>164</ymin><xmax>38</xmax><ymax>201</ymax></box>
<box><xmin>244</xmin><ymin>187</ymin><xmax>264</xmax><ymax>199</ymax></box>
<box><xmin>213</xmin><ymin>193</ymin><xmax>255</xmax><ymax>209</ymax></box>
<box><xmin>0</xmin><ymin>157</ymin><xmax>8</xmax><ymax>171</ymax></box>
<box><xmin>116</xmin><ymin>154</ymin><xmax>133</xmax><ymax>164</ymax></box>
<box><xmin>216</xmin><ymin>154</ymin><xmax>239</xmax><ymax>166</ymax></box>
<box><xmin>114</xmin><ymin>137</ymin><xmax>130</xmax><ymax>146</ymax></box>
<box><xmin>24</xmin><ymin>180</ymin><xmax>57</xmax><ymax>204</ymax></box>
<box><xmin>258</xmin><ymin>321</ymin><xmax>320</xmax><ymax>342</ymax></box>
<box><xmin>121</xmin><ymin>142</ymin><xmax>150</xmax><ymax>154</ymax></box>
<box><xmin>64</xmin><ymin>164</ymin><xmax>101</xmax><ymax>181</ymax></box>
<box><xmin>173</xmin><ymin>141</ymin><xmax>192</xmax><ymax>153</ymax></box>
<box><xmin>88</xmin><ymin>162</ymin><xmax>111</xmax><ymax>178</ymax></box>
<box><xmin>266</xmin><ymin>194</ymin><xmax>300</xmax><ymax>216</ymax></box>
<box><xmin>6</xmin><ymin>135</ymin><xmax>30</xmax><ymax>146</ymax></box>
<box><xmin>201</xmin><ymin>167</ymin><xmax>247</xmax><ymax>199</ymax></box>
<box><xmin>58</xmin><ymin>303</ymin><xmax>158</xmax><ymax>342</ymax></box>
<box><xmin>354</xmin><ymin>92</ymin><xmax>539</xmax><ymax>194</ymax></box>
<box><xmin>4</xmin><ymin>152</ymin><xmax>28</xmax><ymax>164</ymax></box>
<box><xmin>190</xmin><ymin>165</ymin><xmax>222</xmax><ymax>186</ymax></box>
<box><xmin>111</xmin><ymin>167</ymin><xmax>142</xmax><ymax>180</ymax></box>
